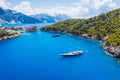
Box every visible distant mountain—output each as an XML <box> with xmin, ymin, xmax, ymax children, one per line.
<box><xmin>31</xmin><ymin>14</ymin><xmax>56</xmax><ymax>23</ymax></box>
<box><xmin>0</xmin><ymin>7</ymin><xmax>40</xmax><ymax>24</ymax></box>
<box><xmin>0</xmin><ymin>7</ymin><xmax>71</xmax><ymax>24</ymax></box>
<box><xmin>31</xmin><ymin>14</ymin><xmax>71</xmax><ymax>23</ymax></box>
<box><xmin>54</xmin><ymin>14</ymin><xmax>71</xmax><ymax>22</ymax></box>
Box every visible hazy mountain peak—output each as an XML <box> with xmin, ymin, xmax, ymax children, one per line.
<box><xmin>31</xmin><ymin>13</ymin><xmax>71</xmax><ymax>23</ymax></box>
<box><xmin>0</xmin><ymin>7</ymin><xmax>71</xmax><ymax>24</ymax></box>
<box><xmin>0</xmin><ymin>7</ymin><xmax>40</xmax><ymax>24</ymax></box>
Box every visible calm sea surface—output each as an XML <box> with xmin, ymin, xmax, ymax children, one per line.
<box><xmin>0</xmin><ymin>24</ymin><xmax>120</xmax><ymax>80</ymax></box>
<box><xmin>1</xmin><ymin>23</ymin><xmax>53</xmax><ymax>27</ymax></box>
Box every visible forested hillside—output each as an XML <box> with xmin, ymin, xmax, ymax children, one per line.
<box><xmin>41</xmin><ymin>8</ymin><xmax>120</xmax><ymax>47</ymax></box>
<box><xmin>41</xmin><ymin>8</ymin><xmax>120</xmax><ymax>57</ymax></box>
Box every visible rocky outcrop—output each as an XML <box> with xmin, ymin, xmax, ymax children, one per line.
<box><xmin>81</xmin><ymin>33</ymin><xmax>120</xmax><ymax>58</ymax></box>
<box><xmin>101</xmin><ymin>43</ymin><xmax>120</xmax><ymax>58</ymax></box>
<box><xmin>0</xmin><ymin>34</ymin><xmax>20</xmax><ymax>41</ymax></box>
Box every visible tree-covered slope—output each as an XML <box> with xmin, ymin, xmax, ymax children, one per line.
<box><xmin>41</xmin><ymin>8</ymin><xmax>120</xmax><ymax>48</ymax></box>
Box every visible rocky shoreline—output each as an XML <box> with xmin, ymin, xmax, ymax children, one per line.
<box><xmin>0</xmin><ymin>26</ymin><xmax>32</xmax><ymax>41</ymax></box>
<box><xmin>44</xmin><ymin>30</ymin><xmax>120</xmax><ymax>58</ymax></box>
<box><xmin>101</xmin><ymin>43</ymin><xmax>120</xmax><ymax>58</ymax></box>
<box><xmin>0</xmin><ymin>34</ymin><xmax>20</xmax><ymax>41</ymax></box>
<box><xmin>81</xmin><ymin>34</ymin><xmax>120</xmax><ymax>58</ymax></box>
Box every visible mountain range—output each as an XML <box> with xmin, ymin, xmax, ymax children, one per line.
<box><xmin>0</xmin><ymin>7</ymin><xmax>71</xmax><ymax>24</ymax></box>
<box><xmin>31</xmin><ymin>14</ymin><xmax>71</xmax><ymax>23</ymax></box>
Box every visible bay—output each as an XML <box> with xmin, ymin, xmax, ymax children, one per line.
<box><xmin>0</xmin><ymin>24</ymin><xmax>120</xmax><ymax>80</ymax></box>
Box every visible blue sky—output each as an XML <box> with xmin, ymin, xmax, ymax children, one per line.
<box><xmin>0</xmin><ymin>0</ymin><xmax>120</xmax><ymax>18</ymax></box>
<box><xmin>7</xmin><ymin>0</ymin><xmax>80</xmax><ymax>8</ymax></box>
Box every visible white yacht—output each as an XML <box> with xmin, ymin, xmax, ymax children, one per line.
<box><xmin>61</xmin><ymin>50</ymin><xmax>83</xmax><ymax>56</ymax></box>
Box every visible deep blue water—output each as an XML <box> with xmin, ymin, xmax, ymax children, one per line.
<box><xmin>0</xmin><ymin>24</ymin><xmax>120</xmax><ymax>80</ymax></box>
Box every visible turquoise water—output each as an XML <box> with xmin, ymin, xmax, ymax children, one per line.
<box><xmin>0</xmin><ymin>24</ymin><xmax>120</xmax><ymax>80</ymax></box>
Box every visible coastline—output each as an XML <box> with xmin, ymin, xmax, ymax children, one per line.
<box><xmin>66</xmin><ymin>32</ymin><xmax>120</xmax><ymax>58</ymax></box>
<box><xmin>79</xmin><ymin>34</ymin><xmax>118</xmax><ymax>58</ymax></box>
<box><xmin>0</xmin><ymin>26</ymin><xmax>33</xmax><ymax>41</ymax></box>
<box><xmin>80</xmin><ymin>35</ymin><xmax>118</xmax><ymax>58</ymax></box>
<box><xmin>79</xmin><ymin>34</ymin><xmax>120</xmax><ymax>58</ymax></box>
<box><xmin>103</xmin><ymin>50</ymin><xmax>114</xmax><ymax>57</ymax></box>
<box><xmin>0</xmin><ymin>33</ymin><xmax>20</xmax><ymax>41</ymax></box>
<box><xmin>42</xmin><ymin>30</ymin><xmax>120</xmax><ymax>58</ymax></box>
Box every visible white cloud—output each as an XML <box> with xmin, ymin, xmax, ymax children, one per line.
<box><xmin>91</xmin><ymin>0</ymin><xmax>117</xmax><ymax>10</ymax></box>
<box><xmin>14</xmin><ymin>1</ymin><xmax>36</xmax><ymax>15</ymax></box>
<box><xmin>11</xmin><ymin>0</ymin><xmax>118</xmax><ymax>18</ymax></box>
<box><xmin>71</xmin><ymin>0</ymin><xmax>117</xmax><ymax>18</ymax></box>
<box><xmin>0</xmin><ymin>0</ymin><xmax>11</xmax><ymax>9</ymax></box>
<box><xmin>107</xmin><ymin>2</ymin><xmax>117</xmax><ymax>9</ymax></box>
<box><xmin>13</xmin><ymin>1</ymin><xmax>89</xmax><ymax>18</ymax></box>
<box><xmin>13</xmin><ymin>1</ymin><xmax>47</xmax><ymax>15</ymax></box>
<box><xmin>45</xmin><ymin>5</ymin><xmax>89</xmax><ymax>18</ymax></box>
<box><xmin>74</xmin><ymin>0</ymin><xmax>117</xmax><ymax>10</ymax></box>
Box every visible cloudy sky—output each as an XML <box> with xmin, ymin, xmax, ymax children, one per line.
<box><xmin>0</xmin><ymin>0</ymin><xmax>120</xmax><ymax>18</ymax></box>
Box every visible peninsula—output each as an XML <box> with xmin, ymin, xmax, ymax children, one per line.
<box><xmin>0</xmin><ymin>27</ymin><xmax>20</xmax><ymax>40</ymax></box>
<box><xmin>0</xmin><ymin>26</ymin><xmax>38</xmax><ymax>41</ymax></box>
